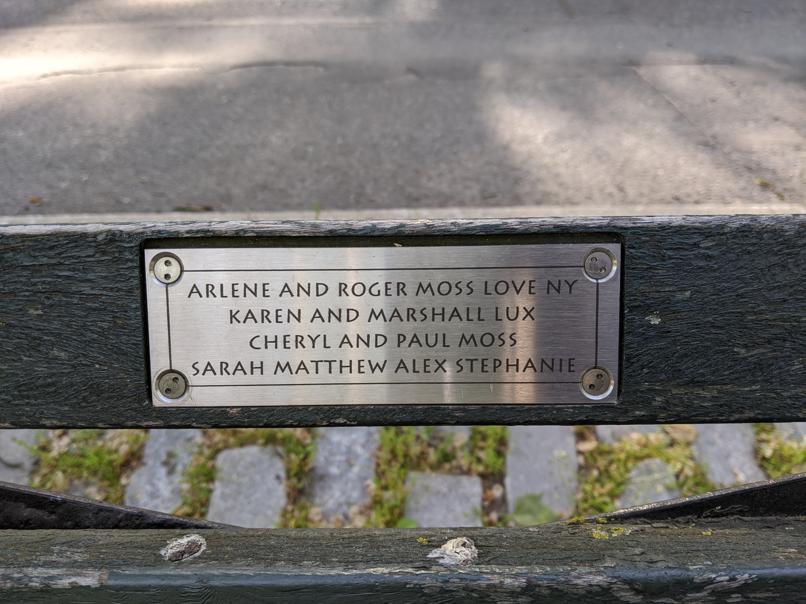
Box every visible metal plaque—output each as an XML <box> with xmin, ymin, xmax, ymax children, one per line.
<box><xmin>144</xmin><ymin>242</ymin><xmax>621</xmax><ymax>407</ymax></box>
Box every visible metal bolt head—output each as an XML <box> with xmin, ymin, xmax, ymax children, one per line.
<box><xmin>152</xmin><ymin>253</ymin><xmax>183</xmax><ymax>285</ymax></box>
<box><xmin>580</xmin><ymin>367</ymin><xmax>613</xmax><ymax>400</ymax></box>
<box><xmin>583</xmin><ymin>249</ymin><xmax>617</xmax><ymax>282</ymax></box>
<box><xmin>157</xmin><ymin>370</ymin><xmax>188</xmax><ymax>400</ymax></box>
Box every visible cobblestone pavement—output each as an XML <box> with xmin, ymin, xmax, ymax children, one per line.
<box><xmin>6</xmin><ymin>422</ymin><xmax>802</xmax><ymax>527</ymax></box>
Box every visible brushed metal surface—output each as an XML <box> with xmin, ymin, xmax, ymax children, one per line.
<box><xmin>144</xmin><ymin>243</ymin><xmax>621</xmax><ymax>406</ymax></box>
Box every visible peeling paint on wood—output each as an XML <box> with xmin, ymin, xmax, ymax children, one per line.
<box><xmin>160</xmin><ymin>534</ymin><xmax>207</xmax><ymax>562</ymax></box>
<box><xmin>427</xmin><ymin>536</ymin><xmax>478</xmax><ymax>566</ymax></box>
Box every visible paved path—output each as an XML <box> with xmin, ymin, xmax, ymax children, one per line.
<box><xmin>1</xmin><ymin>1</ymin><xmax>803</xmax><ymax>217</ymax></box>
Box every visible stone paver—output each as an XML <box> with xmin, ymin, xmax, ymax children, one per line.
<box><xmin>67</xmin><ymin>479</ymin><xmax>104</xmax><ymax>501</ymax></box>
<box><xmin>0</xmin><ymin>430</ymin><xmax>39</xmax><ymax>485</ymax></box>
<box><xmin>429</xmin><ymin>426</ymin><xmax>472</xmax><ymax>447</ymax></box>
<box><xmin>405</xmin><ymin>472</ymin><xmax>482</xmax><ymax>528</ymax></box>
<box><xmin>124</xmin><ymin>429</ymin><xmax>200</xmax><ymax>513</ymax></box>
<box><xmin>617</xmin><ymin>459</ymin><xmax>679</xmax><ymax>509</ymax></box>
<box><xmin>207</xmin><ymin>446</ymin><xmax>286</xmax><ymax>528</ymax></box>
<box><xmin>309</xmin><ymin>427</ymin><xmax>379</xmax><ymax>522</ymax></box>
<box><xmin>693</xmin><ymin>424</ymin><xmax>766</xmax><ymax>487</ymax></box>
<box><xmin>775</xmin><ymin>423</ymin><xmax>806</xmax><ymax>442</ymax></box>
<box><xmin>505</xmin><ymin>426</ymin><xmax>577</xmax><ymax>518</ymax></box>
<box><xmin>433</xmin><ymin>426</ymin><xmax>472</xmax><ymax>438</ymax></box>
<box><xmin>595</xmin><ymin>425</ymin><xmax>659</xmax><ymax>444</ymax></box>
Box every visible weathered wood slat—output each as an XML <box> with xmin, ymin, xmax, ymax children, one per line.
<box><xmin>602</xmin><ymin>473</ymin><xmax>806</xmax><ymax>521</ymax></box>
<box><xmin>0</xmin><ymin>482</ymin><xmax>224</xmax><ymax>530</ymax></box>
<box><xmin>1</xmin><ymin>521</ymin><xmax>806</xmax><ymax>601</ymax></box>
<box><xmin>0</xmin><ymin>215</ymin><xmax>803</xmax><ymax>427</ymax></box>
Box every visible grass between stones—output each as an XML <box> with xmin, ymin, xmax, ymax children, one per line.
<box><xmin>574</xmin><ymin>426</ymin><xmax>714</xmax><ymax>516</ymax></box>
<box><xmin>175</xmin><ymin>428</ymin><xmax>315</xmax><ymax>527</ymax></box>
<box><xmin>29</xmin><ymin>429</ymin><xmax>148</xmax><ymax>504</ymax></box>
<box><xmin>26</xmin><ymin>424</ymin><xmax>797</xmax><ymax>527</ymax></box>
<box><xmin>754</xmin><ymin>423</ymin><xmax>806</xmax><ymax>477</ymax></box>
<box><xmin>369</xmin><ymin>426</ymin><xmax>508</xmax><ymax>528</ymax></box>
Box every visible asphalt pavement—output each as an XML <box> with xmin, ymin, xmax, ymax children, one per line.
<box><xmin>0</xmin><ymin>0</ymin><xmax>804</xmax><ymax>218</ymax></box>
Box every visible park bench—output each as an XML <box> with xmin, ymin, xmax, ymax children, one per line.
<box><xmin>0</xmin><ymin>214</ymin><xmax>804</xmax><ymax>602</ymax></box>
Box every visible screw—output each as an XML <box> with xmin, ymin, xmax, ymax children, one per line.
<box><xmin>152</xmin><ymin>253</ymin><xmax>183</xmax><ymax>285</ymax></box>
<box><xmin>157</xmin><ymin>370</ymin><xmax>188</xmax><ymax>400</ymax></box>
<box><xmin>583</xmin><ymin>249</ymin><xmax>617</xmax><ymax>281</ymax></box>
<box><xmin>580</xmin><ymin>367</ymin><xmax>613</xmax><ymax>399</ymax></box>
